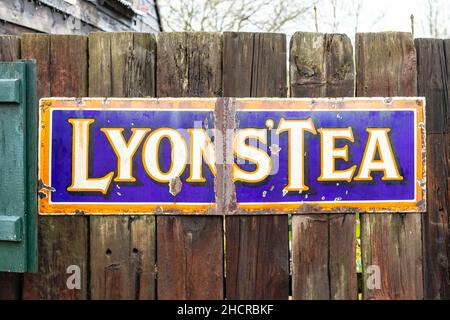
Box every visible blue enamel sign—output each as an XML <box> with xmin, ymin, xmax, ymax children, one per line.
<box><xmin>38</xmin><ymin>98</ymin><xmax>426</xmax><ymax>214</ymax></box>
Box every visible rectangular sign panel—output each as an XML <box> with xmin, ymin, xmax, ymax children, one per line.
<box><xmin>38</xmin><ymin>98</ymin><xmax>426</xmax><ymax>214</ymax></box>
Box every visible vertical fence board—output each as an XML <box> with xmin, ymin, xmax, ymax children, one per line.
<box><xmin>292</xmin><ymin>215</ymin><xmax>329</xmax><ymax>299</ymax></box>
<box><xmin>88</xmin><ymin>32</ymin><xmax>156</xmax><ymax>300</ymax></box>
<box><xmin>290</xmin><ymin>32</ymin><xmax>356</xmax><ymax>300</ymax></box>
<box><xmin>156</xmin><ymin>32</ymin><xmax>224</xmax><ymax>300</ymax></box>
<box><xmin>446</xmin><ymin>40</ymin><xmax>450</xmax><ymax>131</ymax></box>
<box><xmin>223</xmin><ymin>32</ymin><xmax>289</xmax><ymax>300</ymax></box>
<box><xmin>0</xmin><ymin>35</ymin><xmax>22</xmax><ymax>300</ymax></box>
<box><xmin>157</xmin><ymin>32</ymin><xmax>222</xmax><ymax>97</ymax></box>
<box><xmin>415</xmin><ymin>38</ymin><xmax>450</xmax><ymax>299</ymax></box>
<box><xmin>20</xmin><ymin>34</ymin><xmax>50</xmax><ymax>99</ymax></box>
<box><xmin>0</xmin><ymin>35</ymin><xmax>20</xmax><ymax>61</ymax></box>
<box><xmin>21</xmin><ymin>34</ymin><xmax>89</xmax><ymax>300</ymax></box>
<box><xmin>356</xmin><ymin>32</ymin><xmax>423</xmax><ymax>300</ymax></box>
<box><xmin>447</xmin><ymin>43</ymin><xmax>450</xmax><ymax>274</ymax></box>
<box><xmin>223</xmin><ymin>32</ymin><xmax>287</xmax><ymax>97</ymax></box>
<box><xmin>225</xmin><ymin>215</ymin><xmax>289</xmax><ymax>300</ymax></box>
<box><xmin>157</xmin><ymin>216</ymin><xmax>223</xmax><ymax>299</ymax></box>
<box><xmin>329</xmin><ymin>213</ymin><xmax>357</xmax><ymax>299</ymax></box>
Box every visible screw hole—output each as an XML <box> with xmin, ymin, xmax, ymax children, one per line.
<box><xmin>106</xmin><ymin>249</ymin><xmax>112</xmax><ymax>255</ymax></box>
<box><xmin>132</xmin><ymin>248</ymin><xmax>139</xmax><ymax>254</ymax></box>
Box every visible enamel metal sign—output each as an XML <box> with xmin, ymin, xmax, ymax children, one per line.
<box><xmin>38</xmin><ymin>98</ymin><xmax>426</xmax><ymax>215</ymax></box>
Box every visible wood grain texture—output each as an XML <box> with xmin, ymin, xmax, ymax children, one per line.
<box><xmin>0</xmin><ymin>35</ymin><xmax>20</xmax><ymax>61</ymax></box>
<box><xmin>20</xmin><ymin>34</ymin><xmax>50</xmax><ymax>101</ymax></box>
<box><xmin>90</xmin><ymin>216</ymin><xmax>156</xmax><ymax>299</ymax></box>
<box><xmin>0</xmin><ymin>36</ymin><xmax>20</xmax><ymax>61</ymax></box>
<box><xmin>356</xmin><ymin>32</ymin><xmax>423</xmax><ymax>300</ymax></box>
<box><xmin>89</xmin><ymin>32</ymin><xmax>156</xmax><ymax>300</ymax></box>
<box><xmin>415</xmin><ymin>38</ymin><xmax>450</xmax><ymax>299</ymax></box>
<box><xmin>360</xmin><ymin>214</ymin><xmax>423</xmax><ymax>299</ymax></box>
<box><xmin>329</xmin><ymin>214</ymin><xmax>357</xmax><ymax>299</ymax></box>
<box><xmin>289</xmin><ymin>32</ymin><xmax>356</xmax><ymax>300</ymax></box>
<box><xmin>156</xmin><ymin>32</ymin><xmax>224</xmax><ymax>300</ymax></box>
<box><xmin>223</xmin><ymin>32</ymin><xmax>289</xmax><ymax>300</ymax></box>
<box><xmin>22</xmin><ymin>217</ymin><xmax>88</xmax><ymax>300</ymax></box>
<box><xmin>292</xmin><ymin>215</ymin><xmax>329</xmax><ymax>299</ymax></box>
<box><xmin>157</xmin><ymin>32</ymin><xmax>222</xmax><ymax>98</ymax></box>
<box><xmin>223</xmin><ymin>32</ymin><xmax>287</xmax><ymax>97</ymax></box>
<box><xmin>0</xmin><ymin>35</ymin><xmax>22</xmax><ymax>299</ymax></box>
<box><xmin>446</xmin><ymin>40</ymin><xmax>450</xmax><ymax>133</ymax></box>
<box><xmin>157</xmin><ymin>216</ymin><xmax>223</xmax><ymax>299</ymax></box>
<box><xmin>291</xmin><ymin>214</ymin><xmax>357</xmax><ymax>299</ymax></box>
<box><xmin>421</xmin><ymin>134</ymin><xmax>450</xmax><ymax>299</ymax></box>
<box><xmin>415</xmin><ymin>39</ymin><xmax>448</xmax><ymax>134</ymax></box>
<box><xmin>225</xmin><ymin>215</ymin><xmax>288</xmax><ymax>300</ymax></box>
<box><xmin>21</xmin><ymin>34</ymin><xmax>89</xmax><ymax>300</ymax></box>
<box><xmin>49</xmin><ymin>35</ymin><xmax>89</xmax><ymax>97</ymax></box>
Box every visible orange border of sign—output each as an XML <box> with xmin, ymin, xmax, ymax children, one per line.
<box><xmin>38</xmin><ymin>97</ymin><xmax>426</xmax><ymax>215</ymax></box>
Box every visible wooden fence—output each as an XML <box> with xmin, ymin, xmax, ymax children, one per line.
<box><xmin>0</xmin><ymin>31</ymin><xmax>448</xmax><ymax>300</ymax></box>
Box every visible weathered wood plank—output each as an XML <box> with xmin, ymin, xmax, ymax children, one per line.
<box><xmin>290</xmin><ymin>32</ymin><xmax>354</xmax><ymax>98</ymax></box>
<box><xmin>49</xmin><ymin>35</ymin><xmax>88</xmax><ymax>97</ymax></box>
<box><xmin>156</xmin><ymin>32</ymin><xmax>224</xmax><ymax>300</ymax></box>
<box><xmin>356</xmin><ymin>32</ymin><xmax>423</xmax><ymax>300</ymax></box>
<box><xmin>324</xmin><ymin>34</ymin><xmax>355</xmax><ymax>97</ymax></box>
<box><xmin>289</xmin><ymin>32</ymin><xmax>356</xmax><ymax>300</ymax></box>
<box><xmin>90</xmin><ymin>215</ymin><xmax>156</xmax><ymax>299</ymax></box>
<box><xmin>0</xmin><ymin>35</ymin><xmax>20</xmax><ymax>61</ymax></box>
<box><xmin>20</xmin><ymin>34</ymin><xmax>50</xmax><ymax>100</ymax></box>
<box><xmin>292</xmin><ymin>215</ymin><xmax>329</xmax><ymax>299</ymax></box>
<box><xmin>445</xmin><ymin>40</ymin><xmax>450</xmax><ymax>133</ymax></box>
<box><xmin>21</xmin><ymin>34</ymin><xmax>89</xmax><ymax>300</ymax></box>
<box><xmin>360</xmin><ymin>214</ymin><xmax>423</xmax><ymax>299</ymax></box>
<box><xmin>415</xmin><ymin>39</ymin><xmax>448</xmax><ymax>134</ymax></box>
<box><xmin>290</xmin><ymin>32</ymin><xmax>326</xmax><ymax>97</ymax></box>
<box><xmin>415</xmin><ymin>38</ymin><xmax>450</xmax><ymax>299</ymax></box>
<box><xmin>0</xmin><ymin>34</ymin><xmax>22</xmax><ymax>300</ymax></box>
<box><xmin>421</xmin><ymin>133</ymin><xmax>450</xmax><ymax>299</ymax></box>
<box><xmin>157</xmin><ymin>216</ymin><xmax>223</xmax><ymax>299</ymax></box>
<box><xmin>22</xmin><ymin>217</ymin><xmax>88</xmax><ymax>300</ymax></box>
<box><xmin>356</xmin><ymin>33</ymin><xmax>418</xmax><ymax>97</ymax></box>
<box><xmin>90</xmin><ymin>32</ymin><xmax>156</xmax><ymax>98</ymax></box>
<box><xmin>157</xmin><ymin>32</ymin><xmax>222</xmax><ymax>98</ymax></box>
<box><xmin>223</xmin><ymin>32</ymin><xmax>287</xmax><ymax>97</ymax></box>
<box><xmin>225</xmin><ymin>215</ymin><xmax>289</xmax><ymax>299</ymax></box>
<box><xmin>89</xmin><ymin>32</ymin><xmax>156</xmax><ymax>300</ymax></box>
<box><xmin>223</xmin><ymin>32</ymin><xmax>289</xmax><ymax>300</ymax></box>
<box><xmin>329</xmin><ymin>213</ymin><xmax>357</xmax><ymax>299</ymax></box>
<box><xmin>88</xmin><ymin>32</ymin><xmax>112</xmax><ymax>97</ymax></box>
<box><xmin>291</xmin><ymin>213</ymin><xmax>357</xmax><ymax>300</ymax></box>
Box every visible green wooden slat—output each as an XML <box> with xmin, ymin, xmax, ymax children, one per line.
<box><xmin>0</xmin><ymin>216</ymin><xmax>23</xmax><ymax>242</ymax></box>
<box><xmin>0</xmin><ymin>61</ymin><xmax>28</xmax><ymax>272</ymax></box>
<box><xmin>24</xmin><ymin>60</ymin><xmax>38</xmax><ymax>273</ymax></box>
<box><xmin>0</xmin><ymin>79</ymin><xmax>20</xmax><ymax>103</ymax></box>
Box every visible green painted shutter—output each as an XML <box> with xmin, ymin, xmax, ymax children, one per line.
<box><xmin>0</xmin><ymin>61</ymin><xmax>38</xmax><ymax>273</ymax></box>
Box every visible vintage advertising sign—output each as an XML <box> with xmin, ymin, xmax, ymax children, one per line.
<box><xmin>38</xmin><ymin>98</ymin><xmax>426</xmax><ymax>215</ymax></box>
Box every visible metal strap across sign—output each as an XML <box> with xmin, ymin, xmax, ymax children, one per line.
<box><xmin>38</xmin><ymin>97</ymin><xmax>426</xmax><ymax>215</ymax></box>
